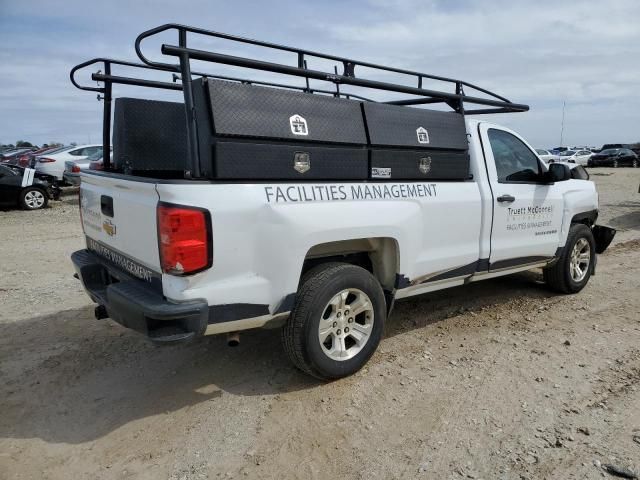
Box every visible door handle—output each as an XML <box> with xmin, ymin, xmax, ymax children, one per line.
<box><xmin>497</xmin><ymin>194</ymin><xmax>516</xmax><ymax>203</ymax></box>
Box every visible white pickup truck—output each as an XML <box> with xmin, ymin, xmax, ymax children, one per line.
<box><xmin>70</xmin><ymin>25</ymin><xmax>615</xmax><ymax>379</ymax></box>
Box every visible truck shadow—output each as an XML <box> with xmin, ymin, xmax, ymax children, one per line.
<box><xmin>608</xmin><ymin>207</ymin><xmax>640</xmax><ymax>232</ymax></box>
<box><xmin>0</xmin><ymin>269</ymin><xmax>559</xmax><ymax>444</ymax></box>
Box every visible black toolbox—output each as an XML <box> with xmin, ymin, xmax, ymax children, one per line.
<box><xmin>363</xmin><ymin>102</ymin><xmax>470</xmax><ymax>180</ymax></box>
<box><xmin>193</xmin><ymin>78</ymin><xmax>369</xmax><ymax>180</ymax></box>
<box><xmin>113</xmin><ymin>98</ymin><xmax>188</xmax><ymax>173</ymax></box>
<box><xmin>112</xmin><ymin>80</ymin><xmax>470</xmax><ymax>181</ymax></box>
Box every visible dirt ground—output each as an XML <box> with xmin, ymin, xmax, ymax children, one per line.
<box><xmin>1</xmin><ymin>169</ymin><xmax>639</xmax><ymax>480</ymax></box>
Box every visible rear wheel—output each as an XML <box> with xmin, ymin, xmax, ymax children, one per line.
<box><xmin>544</xmin><ymin>224</ymin><xmax>595</xmax><ymax>294</ymax></box>
<box><xmin>19</xmin><ymin>187</ymin><xmax>48</xmax><ymax>210</ymax></box>
<box><xmin>282</xmin><ymin>263</ymin><xmax>386</xmax><ymax>380</ymax></box>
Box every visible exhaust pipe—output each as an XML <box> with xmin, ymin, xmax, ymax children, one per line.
<box><xmin>227</xmin><ymin>332</ymin><xmax>240</xmax><ymax>347</ymax></box>
<box><xmin>94</xmin><ymin>305</ymin><xmax>108</xmax><ymax>320</ymax></box>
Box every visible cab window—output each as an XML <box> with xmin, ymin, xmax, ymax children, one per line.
<box><xmin>488</xmin><ymin>129</ymin><xmax>541</xmax><ymax>183</ymax></box>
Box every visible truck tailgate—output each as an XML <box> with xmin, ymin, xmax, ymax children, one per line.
<box><xmin>79</xmin><ymin>173</ymin><xmax>161</xmax><ymax>272</ymax></box>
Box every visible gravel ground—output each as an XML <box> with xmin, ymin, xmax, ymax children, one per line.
<box><xmin>0</xmin><ymin>169</ymin><xmax>639</xmax><ymax>480</ymax></box>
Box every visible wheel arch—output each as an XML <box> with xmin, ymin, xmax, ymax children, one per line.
<box><xmin>300</xmin><ymin>237</ymin><xmax>400</xmax><ymax>292</ymax></box>
<box><xmin>571</xmin><ymin>209</ymin><xmax>598</xmax><ymax>227</ymax></box>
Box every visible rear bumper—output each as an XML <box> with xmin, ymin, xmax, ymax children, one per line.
<box><xmin>71</xmin><ymin>249</ymin><xmax>208</xmax><ymax>343</ymax></box>
<box><xmin>63</xmin><ymin>172</ymin><xmax>81</xmax><ymax>186</ymax></box>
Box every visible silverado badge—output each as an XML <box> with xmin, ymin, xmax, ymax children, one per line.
<box><xmin>102</xmin><ymin>219</ymin><xmax>117</xmax><ymax>237</ymax></box>
<box><xmin>416</xmin><ymin>126</ymin><xmax>430</xmax><ymax>144</ymax></box>
<box><xmin>418</xmin><ymin>156</ymin><xmax>432</xmax><ymax>174</ymax></box>
<box><xmin>290</xmin><ymin>114</ymin><xmax>309</xmax><ymax>136</ymax></box>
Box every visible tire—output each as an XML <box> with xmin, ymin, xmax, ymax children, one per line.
<box><xmin>19</xmin><ymin>187</ymin><xmax>48</xmax><ymax>210</ymax></box>
<box><xmin>282</xmin><ymin>263</ymin><xmax>386</xmax><ymax>380</ymax></box>
<box><xmin>543</xmin><ymin>224</ymin><xmax>595</xmax><ymax>294</ymax></box>
<box><xmin>612</xmin><ymin>159</ymin><xmax>619</xmax><ymax>168</ymax></box>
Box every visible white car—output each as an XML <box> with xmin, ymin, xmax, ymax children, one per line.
<box><xmin>557</xmin><ymin>149</ymin><xmax>592</xmax><ymax>166</ymax></box>
<box><xmin>535</xmin><ymin>149</ymin><xmax>560</xmax><ymax>162</ymax></box>
<box><xmin>35</xmin><ymin>144</ymin><xmax>107</xmax><ymax>181</ymax></box>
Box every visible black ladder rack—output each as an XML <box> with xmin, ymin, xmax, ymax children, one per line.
<box><xmin>71</xmin><ymin>23</ymin><xmax>530</xmax><ymax>177</ymax></box>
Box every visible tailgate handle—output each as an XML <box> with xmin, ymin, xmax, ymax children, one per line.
<box><xmin>101</xmin><ymin>195</ymin><xmax>114</xmax><ymax>217</ymax></box>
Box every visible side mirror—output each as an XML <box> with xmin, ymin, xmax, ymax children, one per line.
<box><xmin>547</xmin><ymin>162</ymin><xmax>571</xmax><ymax>182</ymax></box>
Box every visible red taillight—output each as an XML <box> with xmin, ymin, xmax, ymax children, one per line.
<box><xmin>89</xmin><ymin>161</ymin><xmax>103</xmax><ymax>170</ymax></box>
<box><xmin>39</xmin><ymin>157</ymin><xmax>55</xmax><ymax>163</ymax></box>
<box><xmin>157</xmin><ymin>203</ymin><xmax>211</xmax><ymax>275</ymax></box>
<box><xmin>72</xmin><ymin>164</ymin><xmax>81</xmax><ymax>173</ymax></box>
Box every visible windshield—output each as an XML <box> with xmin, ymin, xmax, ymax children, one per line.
<box><xmin>560</xmin><ymin>150</ymin><xmax>576</xmax><ymax>157</ymax></box>
<box><xmin>600</xmin><ymin>149</ymin><xmax>620</xmax><ymax>155</ymax></box>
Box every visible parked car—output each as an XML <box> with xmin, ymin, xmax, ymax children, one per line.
<box><xmin>1</xmin><ymin>148</ymin><xmax>33</xmax><ymax>164</ymax></box>
<box><xmin>63</xmin><ymin>151</ymin><xmax>111</xmax><ymax>185</ymax></box>
<box><xmin>70</xmin><ymin>24</ymin><xmax>616</xmax><ymax>380</ymax></box>
<box><xmin>558</xmin><ymin>149</ymin><xmax>592</xmax><ymax>166</ymax></box>
<box><xmin>29</xmin><ymin>145</ymin><xmax>73</xmax><ymax>167</ymax></box>
<box><xmin>535</xmin><ymin>149</ymin><xmax>560</xmax><ymax>163</ymax></box>
<box><xmin>89</xmin><ymin>157</ymin><xmax>104</xmax><ymax>170</ymax></box>
<box><xmin>599</xmin><ymin>143</ymin><xmax>640</xmax><ymax>156</ymax></box>
<box><xmin>588</xmin><ymin>148</ymin><xmax>638</xmax><ymax>168</ymax></box>
<box><xmin>16</xmin><ymin>146</ymin><xmax>60</xmax><ymax>168</ymax></box>
<box><xmin>0</xmin><ymin>164</ymin><xmax>61</xmax><ymax>210</ymax></box>
<box><xmin>35</xmin><ymin>144</ymin><xmax>109</xmax><ymax>181</ymax></box>
<box><xmin>601</xmin><ymin>143</ymin><xmax>631</xmax><ymax>150</ymax></box>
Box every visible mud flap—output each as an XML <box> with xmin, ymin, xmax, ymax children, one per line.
<box><xmin>593</xmin><ymin>225</ymin><xmax>616</xmax><ymax>254</ymax></box>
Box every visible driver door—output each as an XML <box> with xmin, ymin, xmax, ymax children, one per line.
<box><xmin>479</xmin><ymin>125</ymin><xmax>564</xmax><ymax>270</ymax></box>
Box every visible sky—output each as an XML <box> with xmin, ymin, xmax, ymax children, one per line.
<box><xmin>1</xmin><ymin>0</ymin><xmax>639</xmax><ymax>149</ymax></box>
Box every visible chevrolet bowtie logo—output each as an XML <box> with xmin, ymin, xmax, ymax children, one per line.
<box><xmin>102</xmin><ymin>219</ymin><xmax>117</xmax><ymax>237</ymax></box>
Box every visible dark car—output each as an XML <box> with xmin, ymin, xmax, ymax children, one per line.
<box><xmin>0</xmin><ymin>148</ymin><xmax>33</xmax><ymax>164</ymax></box>
<box><xmin>601</xmin><ymin>143</ymin><xmax>630</xmax><ymax>150</ymax></box>
<box><xmin>588</xmin><ymin>148</ymin><xmax>638</xmax><ymax>168</ymax></box>
<box><xmin>0</xmin><ymin>164</ymin><xmax>61</xmax><ymax>210</ymax></box>
<box><xmin>600</xmin><ymin>143</ymin><xmax>640</xmax><ymax>156</ymax></box>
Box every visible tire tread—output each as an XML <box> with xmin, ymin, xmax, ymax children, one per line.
<box><xmin>282</xmin><ymin>263</ymin><xmax>382</xmax><ymax>380</ymax></box>
<box><xmin>544</xmin><ymin>224</ymin><xmax>594</xmax><ymax>294</ymax></box>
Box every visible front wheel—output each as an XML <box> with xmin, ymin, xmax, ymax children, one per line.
<box><xmin>544</xmin><ymin>224</ymin><xmax>595</xmax><ymax>294</ymax></box>
<box><xmin>20</xmin><ymin>187</ymin><xmax>48</xmax><ymax>210</ymax></box>
<box><xmin>282</xmin><ymin>263</ymin><xmax>386</xmax><ymax>380</ymax></box>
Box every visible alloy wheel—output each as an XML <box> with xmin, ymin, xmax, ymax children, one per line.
<box><xmin>24</xmin><ymin>190</ymin><xmax>45</xmax><ymax>209</ymax></box>
<box><xmin>318</xmin><ymin>288</ymin><xmax>374</xmax><ymax>361</ymax></box>
<box><xmin>570</xmin><ymin>238</ymin><xmax>590</xmax><ymax>283</ymax></box>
